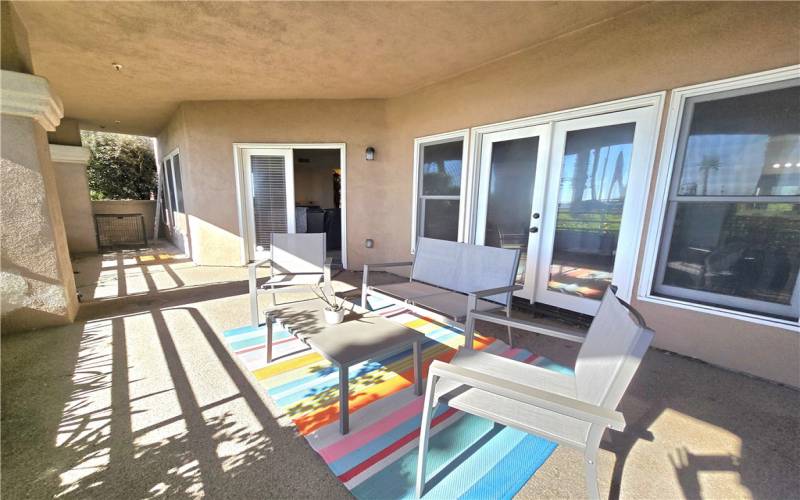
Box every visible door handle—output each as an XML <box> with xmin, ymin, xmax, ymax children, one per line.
<box><xmin>529</xmin><ymin>227</ymin><xmax>539</xmax><ymax>233</ymax></box>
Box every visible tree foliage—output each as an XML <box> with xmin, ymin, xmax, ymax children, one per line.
<box><xmin>82</xmin><ymin>131</ymin><xmax>156</xmax><ymax>200</ymax></box>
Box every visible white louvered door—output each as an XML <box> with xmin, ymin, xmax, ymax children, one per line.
<box><xmin>243</xmin><ymin>149</ymin><xmax>295</xmax><ymax>260</ymax></box>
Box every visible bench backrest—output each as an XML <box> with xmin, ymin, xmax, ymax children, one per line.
<box><xmin>411</xmin><ymin>237</ymin><xmax>520</xmax><ymax>305</ymax></box>
<box><xmin>271</xmin><ymin>232</ymin><xmax>326</xmax><ymax>274</ymax></box>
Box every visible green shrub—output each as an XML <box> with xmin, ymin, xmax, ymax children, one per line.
<box><xmin>82</xmin><ymin>131</ymin><xmax>156</xmax><ymax>200</ymax></box>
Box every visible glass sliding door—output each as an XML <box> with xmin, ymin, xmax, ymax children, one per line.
<box><xmin>474</xmin><ymin>125</ymin><xmax>551</xmax><ymax>299</ymax></box>
<box><xmin>535</xmin><ymin>107</ymin><xmax>657</xmax><ymax>314</ymax></box>
<box><xmin>242</xmin><ymin>148</ymin><xmax>295</xmax><ymax>260</ymax></box>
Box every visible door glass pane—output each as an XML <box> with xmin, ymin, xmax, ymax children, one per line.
<box><xmin>548</xmin><ymin>123</ymin><xmax>635</xmax><ymax>298</ymax></box>
<box><xmin>251</xmin><ymin>155</ymin><xmax>287</xmax><ymax>250</ymax></box>
<box><xmin>172</xmin><ymin>154</ymin><xmax>184</xmax><ymax>212</ymax></box>
<box><xmin>677</xmin><ymin>85</ymin><xmax>800</xmax><ymax>197</ymax></box>
<box><xmin>421</xmin><ymin>140</ymin><xmax>463</xmax><ymax>195</ymax></box>
<box><xmin>484</xmin><ymin>136</ymin><xmax>539</xmax><ymax>285</ymax></box>
<box><xmin>661</xmin><ymin>202</ymin><xmax>799</xmax><ymax>316</ymax></box>
<box><xmin>164</xmin><ymin>158</ymin><xmax>176</xmax><ymax>210</ymax></box>
<box><xmin>422</xmin><ymin>199</ymin><xmax>459</xmax><ymax>241</ymax></box>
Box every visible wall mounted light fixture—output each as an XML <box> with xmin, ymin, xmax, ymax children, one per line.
<box><xmin>365</xmin><ymin>147</ymin><xmax>375</xmax><ymax>161</ymax></box>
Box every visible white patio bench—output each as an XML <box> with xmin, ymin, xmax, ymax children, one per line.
<box><xmin>361</xmin><ymin>237</ymin><xmax>521</xmax><ymax>345</ymax></box>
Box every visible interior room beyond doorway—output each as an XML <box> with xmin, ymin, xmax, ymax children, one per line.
<box><xmin>293</xmin><ymin>148</ymin><xmax>343</xmax><ymax>266</ymax></box>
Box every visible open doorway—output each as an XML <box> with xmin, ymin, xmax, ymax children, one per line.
<box><xmin>234</xmin><ymin>143</ymin><xmax>347</xmax><ymax>269</ymax></box>
<box><xmin>293</xmin><ymin>148</ymin><xmax>343</xmax><ymax>267</ymax></box>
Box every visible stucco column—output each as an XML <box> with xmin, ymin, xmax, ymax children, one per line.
<box><xmin>1</xmin><ymin>69</ymin><xmax>79</xmax><ymax>332</ymax></box>
<box><xmin>50</xmin><ymin>145</ymin><xmax>97</xmax><ymax>254</ymax></box>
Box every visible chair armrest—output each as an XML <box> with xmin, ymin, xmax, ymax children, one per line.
<box><xmin>468</xmin><ymin>284</ymin><xmax>523</xmax><ymax>298</ymax></box>
<box><xmin>468</xmin><ymin>311</ymin><xmax>586</xmax><ymax>344</ymax></box>
<box><xmin>428</xmin><ymin>359</ymin><xmax>625</xmax><ymax>431</ymax></box>
<box><xmin>249</xmin><ymin>258</ymin><xmax>272</xmax><ymax>269</ymax></box>
<box><xmin>362</xmin><ymin>261</ymin><xmax>414</xmax><ymax>298</ymax></box>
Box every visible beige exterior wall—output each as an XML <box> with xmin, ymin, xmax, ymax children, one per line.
<box><xmin>1</xmin><ymin>115</ymin><xmax>78</xmax><ymax>332</ymax></box>
<box><xmin>156</xmin><ymin>106</ymin><xmax>191</xmax><ymax>253</ymax></box>
<box><xmin>92</xmin><ymin>200</ymin><xmax>157</xmax><ymax>243</ymax></box>
<box><xmin>156</xmin><ymin>2</ymin><xmax>799</xmax><ymax>385</ymax></box>
<box><xmin>382</xmin><ymin>1</ymin><xmax>800</xmax><ymax>387</ymax></box>
<box><xmin>158</xmin><ymin>99</ymin><xmax>388</xmax><ymax>266</ymax></box>
<box><xmin>50</xmin><ymin>145</ymin><xmax>97</xmax><ymax>254</ymax></box>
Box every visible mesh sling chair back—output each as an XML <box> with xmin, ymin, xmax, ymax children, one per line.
<box><xmin>248</xmin><ymin>232</ymin><xmax>332</xmax><ymax>327</ymax></box>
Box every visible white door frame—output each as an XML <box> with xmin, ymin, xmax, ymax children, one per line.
<box><xmin>535</xmin><ymin>106</ymin><xmax>660</xmax><ymax>315</ymax></box>
<box><xmin>474</xmin><ymin>124</ymin><xmax>552</xmax><ymax>300</ymax></box>
<box><xmin>464</xmin><ymin>92</ymin><xmax>665</xmax><ymax>309</ymax></box>
<box><xmin>233</xmin><ymin>142</ymin><xmax>348</xmax><ymax>269</ymax></box>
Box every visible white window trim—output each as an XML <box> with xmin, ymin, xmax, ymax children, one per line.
<box><xmin>638</xmin><ymin>64</ymin><xmax>800</xmax><ymax>330</ymax></box>
<box><xmin>232</xmin><ymin>142</ymin><xmax>348</xmax><ymax>269</ymax></box>
<box><xmin>410</xmin><ymin>129</ymin><xmax>469</xmax><ymax>253</ymax></box>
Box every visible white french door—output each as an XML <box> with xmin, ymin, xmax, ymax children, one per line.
<box><xmin>471</xmin><ymin>105</ymin><xmax>658</xmax><ymax>313</ymax></box>
<box><xmin>534</xmin><ymin>107</ymin><xmax>658</xmax><ymax>314</ymax></box>
<box><xmin>474</xmin><ymin>125</ymin><xmax>551</xmax><ymax>299</ymax></box>
<box><xmin>241</xmin><ymin>148</ymin><xmax>295</xmax><ymax>261</ymax></box>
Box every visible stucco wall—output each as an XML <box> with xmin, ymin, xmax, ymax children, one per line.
<box><xmin>381</xmin><ymin>1</ymin><xmax>800</xmax><ymax>387</ymax></box>
<box><xmin>155</xmin><ymin>2</ymin><xmax>800</xmax><ymax>385</ymax></box>
<box><xmin>159</xmin><ymin>99</ymin><xmax>388</xmax><ymax>267</ymax></box>
<box><xmin>155</xmin><ymin>106</ymin><xmax>192</xmax><ymax>254</ymax></box>
<box><xmin>53</xmin><ymin>161</ymin><xmax>97</xmax><ymax>254</ymax></box>
<box><xmin>1</xmin><ymin>115</ymin><xmax>78</xmax><ymax>332</ymax></box>
<box><xmin>92</xmin><ymin>200</ymin><xmax>157</xmax><ymax>242</ymax></box>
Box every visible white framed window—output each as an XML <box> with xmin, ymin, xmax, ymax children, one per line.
<box><xmin>411</xmin><ymin>130</ymin><xmax>469</xmax><ymax>252</ymax></box>
<box><xmin>162</xmin><ymin>149</ymin><xmax>184</xmax><ymax>218</ymax></box>
<box><xmin>641</xmin><ymin>66</ymin><xmax>800</xmax><ymax>326</ymax></box>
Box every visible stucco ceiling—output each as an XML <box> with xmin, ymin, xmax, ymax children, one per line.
<box><xmin>13</xmin><ymin>1</ymin><xmax>641</xmax><ymax>136</ymax></box>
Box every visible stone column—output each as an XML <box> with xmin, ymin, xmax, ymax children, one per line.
<box><xmin>1</xmin><ymin>69</ymin><xmax>79</xmax><ymax>332</ymax></box>
<box><xmin>50</xmin><ymin>144</ymin><xmax>97</xmax><ymax>254</ymax></box>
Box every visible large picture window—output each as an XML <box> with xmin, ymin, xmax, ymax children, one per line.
<box><xmin>652</xmin><ymin>75</ymin><xmax>800</xmax><ymax>321</ymax></box>
<box><xmin>411</xmin><ymin>131</ymin><xmax>468</xmax><ymax>250</ymax></box>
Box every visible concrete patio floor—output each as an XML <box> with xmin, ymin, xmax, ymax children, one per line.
<box><xmin>2</xmin><ymin>244</ymin><xmax>799</xmax><ymax>499</ymax></box>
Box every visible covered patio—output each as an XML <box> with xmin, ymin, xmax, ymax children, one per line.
<box><xmin>2</xmin><ymin>1</ymin><xmax>799</xmax><ymax>499</ymax></box>
<box><xmin>3</xmin><ymin>254</ymin><xmax>799</xmax><ymax>498</ymax></box>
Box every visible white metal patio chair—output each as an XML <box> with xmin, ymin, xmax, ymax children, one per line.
<box><xmin>248</xmin><ymin>232</ymin><xmax>332</xmax><ymax>327</ymax></box>
<box><xmin>415</xmin><ymin>287</ymin><xmax>653</xmax><ymax>499</ymax></box>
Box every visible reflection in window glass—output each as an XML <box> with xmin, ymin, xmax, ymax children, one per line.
<box><xmin>422</xmin><ymin>199</ymin><xmax>460</xmax><ymax>241</ymax></box>
<box><xmin>655</xmin><ymin>79</ymin><xmax>800</xmax><ymax>320</ymax></box>
<box><xmin>677</xmin><ymin>85</ymin><xmax>800</xmax><ymax>196</ymax></box>
<box><xmin>164</xmin><ymin>158</ymin><xmax>176</xmax><ymax>210</ymax></box>
<box><xmin>548</xmin><ymin>123</ymin><xmax>636</xmax><ymax>299</ymax></box>
<box><xmin>422</xmin><ymin>141</ymin><xmax>463</xmax><ymax>196</ymax></box>
<box><xmin>483</xmin><ymin>137</ymin><xmax>539</xmax><ymax>285</ymax></box>
<box><xmin>663</xmin><ymin>203</ymin><xmax>799</xmax><ymax>308</ymax></box>
<box><xmin>172</xmin><ymin>154</ymin><xmax>184</xmax><ymax>212</ymax></box>
<box><xmin>416</xmin><ymin>139</ymin><xmax>463</xmax><ymax>242</ymax></box>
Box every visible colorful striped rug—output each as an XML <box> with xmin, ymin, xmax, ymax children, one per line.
<box><xmin>223</xmin><ymin>296</ymin><xmax>564</xmax><ymax>499</ymax></box>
